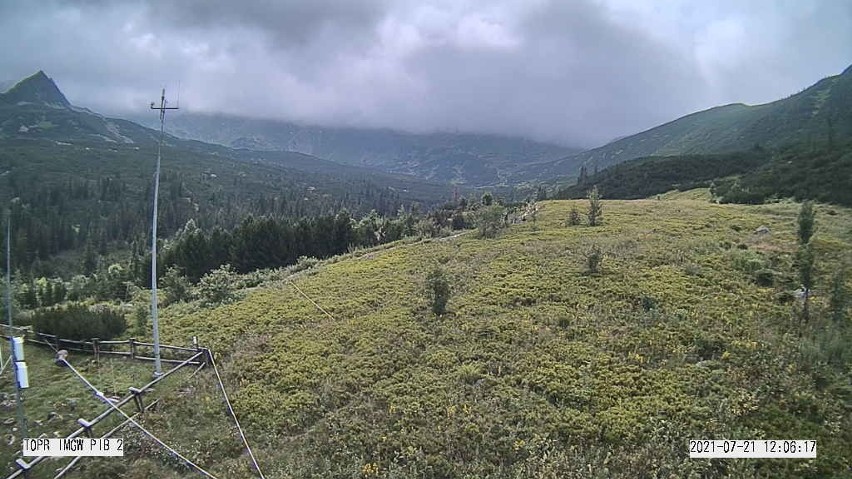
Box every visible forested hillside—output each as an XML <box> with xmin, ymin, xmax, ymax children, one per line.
<box><xmin>556</xmin><ymin>142</ymin><xmax>852</xmax><ymax>206</ymax></box>
<box><xmin>555</xmin><ymin>150</ymin><xmax>771</xmax><ymax>200</ymax></box>
<box><xmin>711</xmin><ymin>142</ymin><xmax>852</xmax><ymax>206</ymax></box>
<box><xmin>0</xmin><ymin>72</ymin><xmax>456</xmax><ymax>281</ymax></box>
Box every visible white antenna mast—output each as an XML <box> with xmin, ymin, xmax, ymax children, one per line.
<box><xmin>149</xmin><ymin>87</ymin><xmax>179</xmax><ymax>377</ymax></box>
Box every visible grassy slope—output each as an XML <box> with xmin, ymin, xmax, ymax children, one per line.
<box><xmin>2</xmin><ymin>199</ymin><xmax>846</xmax><ymax>478</ymax></box>
<box><xmin>657</xmin><ymin>188</ymin><xmax>713</xmax><ymax>201</ymax></box>
<box><xmin>154</xmin><ymin>199</ymin><xmax>852</xmax><ymax>478</ymax></box>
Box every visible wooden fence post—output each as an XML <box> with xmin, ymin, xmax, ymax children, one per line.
<box><xmin>129</xmin><ymin>338</ymin><xmax>137</xmax><ymax>359</ymax></box>
<box><xmin>92</xmin><ymin>338</ymin><xmax>100</xmax><ymax>366</ymax></box>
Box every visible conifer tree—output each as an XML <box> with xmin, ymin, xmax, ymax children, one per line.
<box><xmin>796</xmin><ymin>201</ymin><xmax>816</xmax><ymax>322</ymax></box>
<box><xmin>426</xmin><ymin>267</ymin><xmax>450</xmax><ymax>315</ymax></box>
<box><xmin>587</xmin><ymin>186</ymin><xmax>603</xmax><ymax>226</ymax></box>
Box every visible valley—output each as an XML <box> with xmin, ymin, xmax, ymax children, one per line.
<box><xmin>1</xmin><ymin>59</ymin><xmax>851</xmax><ymax>479</ymax></box>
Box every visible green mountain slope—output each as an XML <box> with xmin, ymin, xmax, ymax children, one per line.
<box><xmin>130</xmin><ymin>112</ymin><xmax>579</xmax><ymax>186</ymax></box>
<box><xmin>0</xmin><ymin>71</ymin><xmax>459</xmax><ymax>187</ymax></box>
<box><xmin>711</xmin><ymin>143</ymin><xmax>852</xmax><ymax>206</ymax></box>
<box><xmin>115</xmin><ymin>198</ymin><xmax>852</xmax><ymax>478</ymax></box>
<box><xmin>556</xmin><ymin>141</ymin><xmax>852</xmax><ymax>206</ymax></box>
<box><xmin>556</xmin><ymin>150</ymin><xmax>772</xmax><ymax>200</ymax></box>
<box><xmin>532</xmin><ymin>64</ymin><xmax>852</xmax><ymax>179</ymax></box>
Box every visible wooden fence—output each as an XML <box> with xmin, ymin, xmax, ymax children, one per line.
<box><xmin>1</xmin><ymin>324</ymin><xmax>200</xmax><ymax>364</ymax></box>
<box><xmin>6</xmin><ymin>349</ymin><xmax>209</xmax><ymax>478</ymax></box>
<box><xmin>1</xmin><ymin>324</ymin><xmax>210</xmax><ymax>478</ymax></box>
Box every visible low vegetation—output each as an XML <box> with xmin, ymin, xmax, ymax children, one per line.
<box><xmin>31</xmin><ymin>304</ymin><xmax>126</xmax><ymax>340</ymax></box>
<box><xmin>131</xmin><ymin>197</ymin><xmax>852</xmax><ymax>478</ymax></box>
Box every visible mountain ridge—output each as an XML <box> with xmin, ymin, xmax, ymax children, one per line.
<box><xmin>0</xmin><ymin>70</ymin><xmax>460</xmax><ymax>279</ymax></box>
<box><xmin>131</xmin><ymin>112</ymin><xmax>581</xmax><ymax>187</ymax></box>
<box><xmin>0</xmin><ymin>70</ymin><xmax>454</xmax><ymax>189</ymax></box>
<box><xmin>0</xmin><ymin>70</ymin><xmax>71</xmax><ymax>108</ymax></box>
<box><xmin>531</xmin><ymin>64</ymin><xmax>852</xmax><ymax>180</ymax></box>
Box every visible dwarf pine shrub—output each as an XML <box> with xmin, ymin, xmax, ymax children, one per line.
<box><xmin>425</xmin><ymin>267</ymin><xmax>451</xmax><ymax>315</ymax></box>
<box><xmin>585</xmin><ymin>245</ymin><xmax>604</xmax><ymax>274</ymax></box>
<box><xmin>32</xmin><ymin>303</ymin><xmax>126</xmax><ymax>341</ymax></box>
<box><xmin>568</xmin><ymin>206</ymin><xmax>582</xmax><ymax>226</ymax></box>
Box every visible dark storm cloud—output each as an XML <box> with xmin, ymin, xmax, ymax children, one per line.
<box><xmin>395</xmin><ymin>1</ymin><xmax>705</xmax><ymax>144</ymax></box>
<box><xmin>1</xmin><ymin>0</ymin><xmax>850</xmax><ymax>147</ymax></box>
<box><xmin>148</xmin><ymin>0</ymin><xmax>388</xmax><ymax>46</ymax></box>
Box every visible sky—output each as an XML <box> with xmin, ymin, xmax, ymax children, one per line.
<box><xmin>1</xmin><ymin>0</ymin><xmax>851</xmax><ymax>148</ymax></box>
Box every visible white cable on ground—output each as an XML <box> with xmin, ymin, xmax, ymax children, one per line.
<box><xmin>288</xmin><ymin>280</ymin><xmax>335</xmax><ymax>321</ymax></box>
<box><xmin>208</xmin><ymin>352</ymin><xmax>267</xmax><ymax>479</ymax></box>
<box><xmin>60</xmin><ymin>358</ymin><xmax>219</xmax><ymax>479</ymax></box>
<box><xmin>41</xmin><ymin>337</ymin><xmax>58</xmax><ymax>352</ymax></box>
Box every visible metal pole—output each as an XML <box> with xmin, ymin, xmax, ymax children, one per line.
<box><xmin>149</xmin><ymin>89</ymin><xmax>178</xmax><ymax>377</ymax></box>
<box><xmin>6</xmin><ymin>210</ymin><xmax>26</xmax><ymax>437</ymax></box>
<box><xmin>151</xmin><ymin>101</ymin><xmax>162</xmax><ymax>377</ymax></box>
<box><xmin>151</xmin><ymin>90</ymin><xmax>164</xmax><ymax>377</ymax></box>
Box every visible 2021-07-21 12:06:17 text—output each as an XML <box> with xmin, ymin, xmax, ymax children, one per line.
<box><xmin>689</xmin><ymin>439</ymin><xmax>816</xmax><ymax>458</ymax></box>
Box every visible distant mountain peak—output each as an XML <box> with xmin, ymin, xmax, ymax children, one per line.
<box><xmin>0</xmin><ymin>70</ymin><xmax>70</xmax><ymax>108</ymax></box>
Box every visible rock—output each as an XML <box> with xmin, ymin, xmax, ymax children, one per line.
<box><xmin>46</xmin><ymin>411</ymin><xmax>63</xmax><ymax>423</ymax></box>
<box><xmin>754</xmin><ymin>225</ymin><xmax>770</xmax><ymax>235</ymax></box>
<box><xmin>3</xmin><ymin>418</ymin><xmax>14</xmax><ymax>426</ymax></box>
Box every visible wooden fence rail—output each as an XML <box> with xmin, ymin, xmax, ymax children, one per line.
<box><xmin>1</xmin><ymin>324</ymin><xmax>200</xmax><ymax>363</ymax></box>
